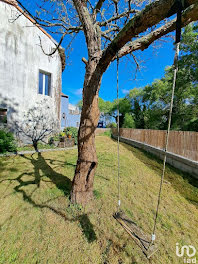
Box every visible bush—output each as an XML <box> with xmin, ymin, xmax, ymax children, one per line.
<box><xmin>53</xmin><ymin>134</ymin><xmax>60</xmax><ymax>141</ymax></box>
<box><xmin>64</xmin><ymin>127</ymin><xmax>78</xmax><ymax>144</ymax></box>
<box><xmin>103</xmin><ymin>130</ymin><xmax>111</xmax><ymax>137</ymax></box>
<box><xmin>66</xmin><ymin>131</ymin><xmax>72</xmax><ymax>137</ymax></box>
<box><xmin>48</xmin><ymin>137</ymin><xmax>54</xmax><ymax>145</ymax></box>
<box><xmin>0</xmin><ymin>129</ymin><xmax>17</xmax><ymax>153</ymax></box>
<box><xmin>122</xmin><ymin>113</ymin><xmax>135</xmax><ymax>128</ymax></box>
<box><xmin>106</xmin><ymin>122</ymin><xmax>117</xmax><ymax>128</ymax></box>
<box><xmin>59</xmin><ymin>131</ymin><xmax>66</xmax><ymax>138</ymax></box>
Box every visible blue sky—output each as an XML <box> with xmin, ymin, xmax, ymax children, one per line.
<box><xmin>62</xmin><ymin>34</ymin><xmax>175</xmax><ymax>105</ymax></box>
<box><xmin>21</xmin><ymin>0</ymin><xmax>175</xmax><ymax>105</ymax></box>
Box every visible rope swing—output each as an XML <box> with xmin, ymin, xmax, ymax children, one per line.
<box><xmin>116</xmin><ymin>53</ymin><xmax>121</xmax><ymax>211</ymax></box>
<box><xmin>113</xmin><ymin>0</ymin><xmax>183</xmax><ymax>258</ymax></box>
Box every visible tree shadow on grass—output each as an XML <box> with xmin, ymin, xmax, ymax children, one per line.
<box><xmin>0</xmin><ymin>153</ymin><xmax>97</xmax><ymax>243</ymax></box>
<box><xmin>43</xmin><ymin>157</ymin><xmax>76</xmax><ymax>169</ymax></box>
<box><xmin>0</xmin><ymin>159</ymin><xmax>19</xmax><ymax>174</ymax></box>
<box><xmin>78</xmin><ymin>214</ymin><xmax>97</xmax><ymax>243</ymax></box>
<box><xmin>21</xmin><ymin>152</ymin><xmax>72</xmax><ymax>196</ymax></box>
<box><xmin>118</xmin><ymin>140</ymin><xmax>198</xmax><ymax>207</ymax></box>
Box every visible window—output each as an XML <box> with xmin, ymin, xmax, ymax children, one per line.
<box><xmin>0</xmin><ymin>109</ymin><xmax>7</xmax><ymax>124</ymax></box>
<box><xmin>38</xmin><ymin>71</ymin><xmax>51</xmax><ymax>96</ymax></box>
<box><xmin>62</xmin><ymin>113</ymin><xmax>66</xmax><ymax>119</ymax></box>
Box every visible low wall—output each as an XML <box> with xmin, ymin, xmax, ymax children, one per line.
<box><xmin>112</xmin><ymin>135</ymin><xmax>198</xmax><ymax>179</ymax></box>
<box><xmin>112</xmin><ymin>128</ymin><xmax>198</xmax><ymax>161</ymax></box>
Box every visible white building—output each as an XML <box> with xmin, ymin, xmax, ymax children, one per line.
<box><xmin>68</xmin><ymin>104</ymin><xmax>81</xmax><ymax>115</ymax></box>
<box><xmin>0</xmin><ymin>0</ymin><xmax>65</xmax><ymax>136</ymax></box>
<box><xmin>60</xmin><ymin>94</ymin><xmax>81</xmax><ymax>129</ymax></box>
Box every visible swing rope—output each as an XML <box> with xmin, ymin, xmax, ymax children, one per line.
<box><xmin>116</xmin><ymin>53</ymin><xmax>121</xmax><ymax>210</ymax></box>
<box><xmin>116</xmin><ymin>53</ymin><xmax>121</xmax><ymax>211</ymax></box>
<box><xmin>115</xmin><ymin>0</ymin><xmax>183</xmax><ymax>245</ymax></box>
<box><xmin>151</xmin><ymin>0</ymin><xmax>183</xmax><ymax>242</ymax></box>
<box><xmin>114</xmin><ymin>1</ymin><xmax>121</xmax><ymax>211</ymax></box>
<box><xmin>151</xmin><ymin>42</ymin><xmax>180</xmax><ymax>242</ymax></box>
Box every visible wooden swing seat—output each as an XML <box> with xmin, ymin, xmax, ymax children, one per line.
<box><xmin>113</xmin><ymin>211</ymin><xmax>158</xmax><ymax>258</ymax></box>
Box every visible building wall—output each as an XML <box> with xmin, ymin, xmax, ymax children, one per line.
<box><xmin>0</xmin><ymin>1</ymin><xmax>62</xmax><ymax>133</ymax></box>
<box><xmin>67</xmin><ymin>113</ymin><xmax>80</xmax><ymax>128</ymax></box>
<box><xmin>61</xmin><ymin>96</ymin><xmax>69</xmax><ymax>128</ymax></box>
<box><xmin>61</xmin><ymin>96</ymin><xmax>80</xmax><ymax>129</ymax></box>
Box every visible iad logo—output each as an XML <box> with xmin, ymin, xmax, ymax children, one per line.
<box><xmin>176</xmin><ymin>243</ymin><xmax>196</xmax><ymax>263</ymax></box>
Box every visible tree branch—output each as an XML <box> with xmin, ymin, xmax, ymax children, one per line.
<box><xmin>16</xmin><ymin>0</ymin><xmax>82</xmax><ymax>33</ymax></box>
<box><xmin>102</xmin><ymin>27</ymin><xmax>119</xmax><ymax>35</ymax></box>
<box><xmin>117</xmin><ymin>2</ymin><xmax>198</xmax><ymax>59</ymax></box>
<box><xmin>82</xmin><ymin>57</ymin><xmax>88</xmax><ymax>65</ymax></box>
<box><xmin>72</xmin><ymin>0</ymin><xmax>98</xmax><ymax>57</ymax></box>
<box><xmin>38</xmin><ymin>32</ymin><xmax>66</xmax><ymax>56</ymax></box>
<box><xmin>94</xmin><ymin>0</ymin><xmax>106</xmax><ymax>13</ymax></box>
<box><xmin>98</xmin><ymin>9</ymin><xmax>138</xmax><ymax>27</ymax></box>
<box><xmin>98</xmin><ymin>0</ymin><xmax>198</xmax><ymax>72</ymax></box>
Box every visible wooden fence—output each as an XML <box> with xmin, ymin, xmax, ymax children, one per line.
<box><xmin>95</xmin><ymin>128</ymin><xmax>110</xmax><ymax>135</ymax></box>
<box><xmin>112</xmin><ymin>128</ymin><xmax>198</xmax><ymax>162</ymax></box>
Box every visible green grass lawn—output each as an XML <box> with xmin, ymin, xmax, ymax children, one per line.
<box><xmin>0</xmin><ymin>135</ymin><xmax>198</xmax><ymax>264</ymax></box>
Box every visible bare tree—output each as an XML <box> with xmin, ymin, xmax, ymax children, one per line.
<box><xmin>15</xmin><ymin>101</ymin><xmax>58</xmax><ymax>152</ymax></box>
<box><xmin>16</xmin><ymin>0</ymin><xmax>198</xmax><ymax>204</ymax></box>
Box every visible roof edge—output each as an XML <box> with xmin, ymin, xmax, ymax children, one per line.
<box><xmin>0</xmin><ymin>0</ymin><xmax>66</xmax><ymax>71</ymax></box>
<box><xmin>61</xmin><ymin>93</ymin><xmax>69</xmax><ymax>98</ymax></box>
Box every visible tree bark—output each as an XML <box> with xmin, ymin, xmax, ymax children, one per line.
<box><xmin>70</xmin><ymin>0</ymin><xmax>102</xmax><ymax>203</ymax></box>
<box><xmin>71</xmin><ymin>58</ymin><xmax>102</xmax><ymax>204</ymax></box>
<box><xmin>33</xmin><ymin>140</ymin><xmax>39</xmax><ymax>152</ymax></box>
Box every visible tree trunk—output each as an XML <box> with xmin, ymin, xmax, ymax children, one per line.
<box><xmin>70</xmin><ymin>0</ymin><xmax>103</xmax><ymax>204</ymax></box>
<box><xmin>71</xmin><ymin>54</ymin><xmax>103</xmax><ymax>205</ymax></box>
<box><xmin>33</xmin><ymin>140</ymin><xmax>39</xmax><ymax>152</ymax></box>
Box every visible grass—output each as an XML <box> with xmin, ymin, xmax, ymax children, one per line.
<box><xmin>0</xmin><ymin>136</ymin><xmax>198</xmax><ymax>264</ymax></box>
<box><xmin>100</xmin><ymin>130</ymin><xmax>112</xmax><ymax>137</ymax></box>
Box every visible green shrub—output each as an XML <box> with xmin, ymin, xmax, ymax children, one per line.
<box><xmin>122</xmin><ymin>113</ymin><xmax>135</xmax><ymax>128</ymax></box>
<box><xmin>48</xmin><ymin>137</ymin><xmax>54</xmax><ymax>145</ymax></box>
<box><xmin>0</xmin><ymin>129</ymin><xmax>17</xmax><ymax>153</ymax></box>
<box><xmin>67</xmin><ymin>131</ymin><xmax>72</xmax><ymax>137</ymax></box>
<box><xmin>106</xmin><ymin>122</ymin><xmax>117</xmax><ymax>128</ymax></box>
<box><xmin>103</xmin><ymin>130</ymin><xmax>111</xmax><ymax>137</ymax></box>
<box><xmin>59</xmin><ymin>131</ymin><xmax>66</xmax><ymax>138</ymax></box>
<box><xmin>64</xmin><ymin>127</ymin><xmax>78</xmax><ymax>144</ymax></box>
<box><xmin>53</xmin><ymin>134</ymin><xmax>60</xmax><ymax>141</ymax></box>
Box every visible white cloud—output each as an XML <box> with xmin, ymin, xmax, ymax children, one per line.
<box><xmin>73</xmin><ymin>88</ymin><xmax>83</xmax><ymax>96</ymax></box>
<box><xmin>121</xmin><ymin>89</ymin><xmax>130</xmax><ymax>95</ymax></box>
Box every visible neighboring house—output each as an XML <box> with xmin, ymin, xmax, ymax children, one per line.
<box><xmin>61</xmin><ymin>93</ymin><xmax>81</xmax><ymax>129</ymax></box>
<box><xmin>0</xmin><ymin>0</ymin><xmax>65</xmax><ymax>137</ymax></box>
<box><xmin>61</xmin><ymin>92</ymin><xmax>112</xmax><ymax>129</ymax></box>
